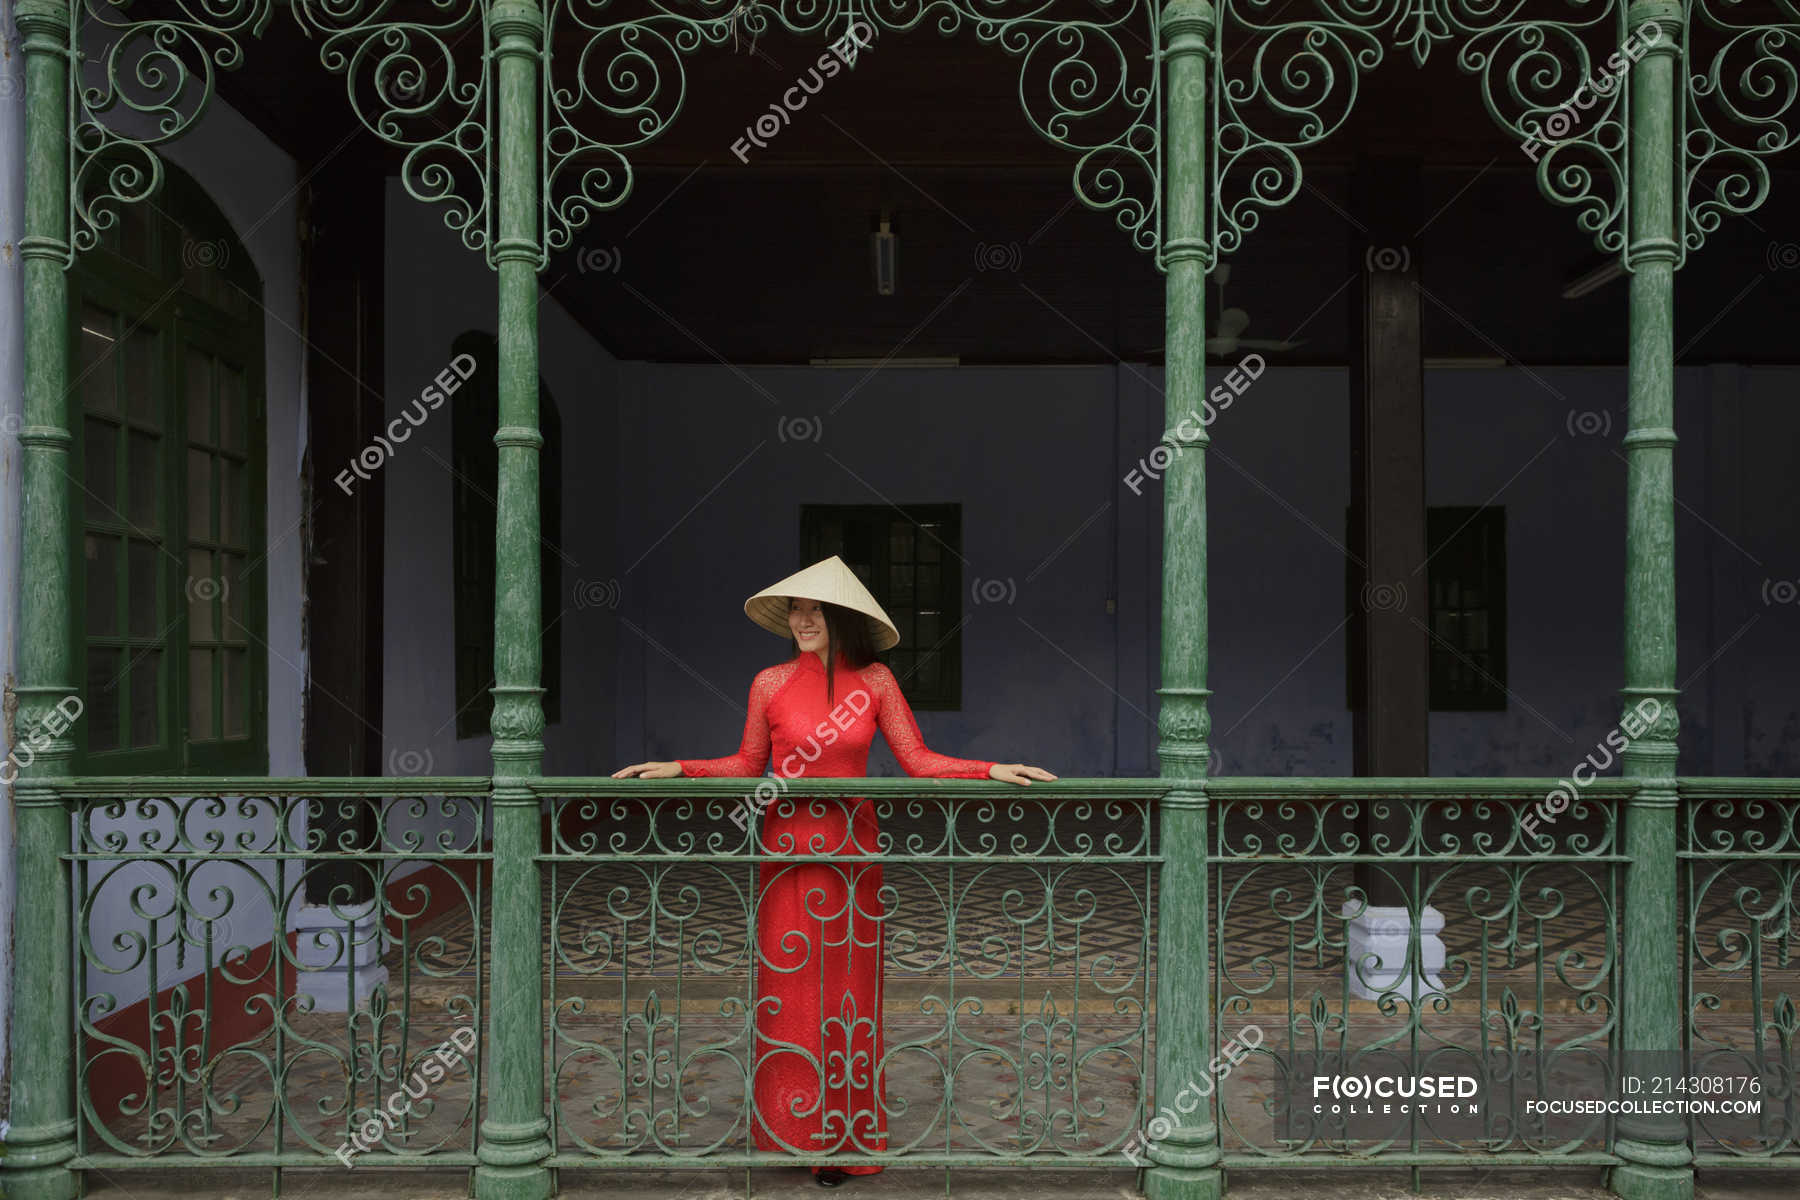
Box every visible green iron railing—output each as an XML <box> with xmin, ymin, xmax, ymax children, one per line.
<box><xmin>66</xmin><ymin>778</ymin><xmax>493</xmax><ymax>1171</ymax></box>
<box><xmin>49</xmin><ymin>774</ymin><xmax>1800</xmax><ymax>1192</ymax></box>
<box><xmin>1681</xmin><ymin>779</ymin><xmax>1800</xmax><ymax>1167</ymax></box>
<box><xmin>1212</xmin><ymin>777</ymin><xmax>1633</xmax><ymax>1167</ymax></box>
<box><xmin>535</xmin><ymin>778</ymin><xmax>1162</xmax><ymax>1169</ymax></box>
<box><xmin>59</xmin><ymin>777</ymin><xmax>1169</xmax><ymax>1184</ymax></box>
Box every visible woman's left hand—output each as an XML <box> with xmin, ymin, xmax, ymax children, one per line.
<box><xmin>989</xmin><ymin>763</ymin><xmax>1059</xmax><ymax>786</ymax></box>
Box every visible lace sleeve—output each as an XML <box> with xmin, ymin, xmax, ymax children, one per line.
<box><xmin>864</xmin><ymin>663</ymin><xmax>994</xmax><ymax>779</ymax></box>
<box><xmin>677</xmin><ymin>665</ymin><xmax>787</xmax><ymax>777</ymax></box>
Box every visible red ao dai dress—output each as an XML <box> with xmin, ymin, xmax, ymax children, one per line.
<box><xmin>678</xmin><ymin>651</ymin><xmax>993</xmax><ymax>1174</ymax></box>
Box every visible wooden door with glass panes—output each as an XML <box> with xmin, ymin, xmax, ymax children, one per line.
<box><xmin>69</xmin><ymin>165</ymin><xmax>267</xmax><ymax>774</ymax></box>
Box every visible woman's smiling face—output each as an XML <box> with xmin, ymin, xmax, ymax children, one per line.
<box><xmin>788</xmin><ymin>597</ymin><xmax>827</xmax><ymax>654</ymax></box>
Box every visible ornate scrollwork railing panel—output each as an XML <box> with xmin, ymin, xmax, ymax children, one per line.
<box><xmin>1210</xmin><ymin>780</ymin><xmax>1625</xmax><ymax>1161</ymax></box>
<box><xmin>69</xmin><ymin>783</ymin><xmax>489</xmax><ymax>1163</ymax></box>
<box><xmin>537</xmin><ymin>781</ymin><xmax>1157</xmax><ymax>1164</ymax></box>
<box><xmin>1681</xmin><ymin>781</ymin><xmax>1800</xmax><ymax>1161</ymax></box>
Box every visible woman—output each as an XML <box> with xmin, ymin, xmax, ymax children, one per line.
<box><xmin>614</xmin><ymin>555</ymin><xmax>1055</xmax><ymax>1186</ymax></box>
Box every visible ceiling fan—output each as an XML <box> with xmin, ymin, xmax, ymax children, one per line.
<box><xmin>1204</xmin><ymin>263</ymin><xmax>1307</xmax><ymax>356</ymax></box>
<box><xmin>1143</xmin><ymin>263</ymin><xmax>1306</xmax><ymax>358</ymax></box>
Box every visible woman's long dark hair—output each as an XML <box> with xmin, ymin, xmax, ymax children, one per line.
<box><xmin>789</xmin><ymin>599</ymin><xmax>877</xmax><ymax>703</ymax></box>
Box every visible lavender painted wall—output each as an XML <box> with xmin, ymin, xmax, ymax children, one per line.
<box><xmin>609</xmin><ymin>363</ymin><xmax>1123</xmax><ymax>778</ymax></box>
<box><xmin>593</xmin><ymin>361</ymin><xmax>1798</xmax><ymax>781</ymax></box>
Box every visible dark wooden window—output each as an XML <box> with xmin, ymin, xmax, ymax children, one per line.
<box><xmin>451</xmin><ymin>332</ymin><xmax>563</xmax><ymax>738</ymax></box>
<box><xmin>1425</xmin><ymin>506</ymin><xmax>1507</xmax><ymax>711</ymax></box>
<box><xmin>69</xmin><ymin>163</ymin><xmax>267</xmax><ymax>774</ymax></box>
<box><xmin>1345</xmin><ymin>505</ymin><xmax>1507</xmax><ymax>712</ymax></box>
<box><xmin>800</xmin><ymin>504</ymin><xmax>962</xmax><ymax>710</ymax></box>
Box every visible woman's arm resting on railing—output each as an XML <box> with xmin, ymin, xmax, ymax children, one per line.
<box><xmin>987</xmin><ymin>763</ymin><xmax>1059</xmax><ymax>785</ymax></box>
<box><xmin>864</xmin><ymin>663</ymin><xmax>1057</xmax><ymax>785</ymax></box>
<box><xmin>611</xmin><ymin>667</ymin><xmax>778</xmax><ymax>779</ymax></box>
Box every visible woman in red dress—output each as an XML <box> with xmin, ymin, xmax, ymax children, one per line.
<box><xmin>614</xmin><ymin>555</ymin><xmax>1055</xmax><ymax>1186</ymax></box>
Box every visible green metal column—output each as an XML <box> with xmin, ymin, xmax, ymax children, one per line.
<box><xmin>4</xmin><ymin>3</ymin><xmax>79</xmax><ymax>1200</ymax></box>
<box><xmin>476</xmin><ymin>3</ymin><xmax>552</xmax><ymax>1199</ymax></box>
<box><xmin>1147</xmin><ymin>5</ymin><xmax>1221</xmax><ymax>1200</ymax></box>
<box><xmin>1612</xmin><ymin>5</ymin><xmax>1691</xmax><ymax>1200</ymax></box>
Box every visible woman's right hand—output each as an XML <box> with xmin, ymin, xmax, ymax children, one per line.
<box><xmin>611</xmin><ymin>761</ymin><xmax>683</xmax><ymax>779</ymax></box>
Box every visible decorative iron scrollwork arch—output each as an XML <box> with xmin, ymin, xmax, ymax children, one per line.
<box><xmin>1208</xmin><ymin>1</ymin><xmax>1632</xmax><ymax>262</ymax></box>
<box><xmin>53</xmin><ymin>0</ymin><xmax>1800</xmax><ymax>274</ymax></box>
<box><xmin>292</xmin><ymin>0</ymin><xmax>496</xmax><ymax>257</ymax></box>
<box><xmin>1684</xmin><ymin>4</ymin><xmax>1800</xmax><ymax>267</ymax></box>
<box><xmin>70</xmin><ymin>0</ymin><xmax>277</xmax><ymax>259</ymax></box>
<box><xmin>66</xmin><ymin>0</ymin><xmax>495</xmax><ymax>260</ymax></box>
<box><xmin>538</xmin><ymin>0</ymin><xmax>1165</xmax><ymax>265</ymax></box>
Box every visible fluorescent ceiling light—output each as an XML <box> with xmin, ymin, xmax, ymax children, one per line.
<box><xmin>1424</xmin><ymin>356</ymin><xmax>1508</xmax><ymax>368</ymax></box>
<box><xmin>809</xmin><ymin>356</ymin><xmax>960</xmax><ymax>367</ymax></box>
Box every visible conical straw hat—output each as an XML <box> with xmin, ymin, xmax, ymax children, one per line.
<box><xmin>744</xmin><ymin>555</ymin><xmax>901</xmax><ymax>651</ymax></box>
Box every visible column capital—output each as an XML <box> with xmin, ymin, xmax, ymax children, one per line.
<box><xmin>490</xmin><ymin>683</ymin><xmax>545</xmax><ymax>741</ymax></box>
<box><xmin>1159</xmin><ymin>0</ymin><xmax>1216</xmax><ymax>46</ymax></box>
<box><xmin>1156</xmin><ymin>686</ymin><xmax>1213</xmax><ymax>773</ymax></box>
<box><xmin>13</xmin><ymin>0</ymin><xmax>70</xmax><ymax>42</ymax></box>
<box><xmin>1626</xmin><ymin>0</ymin><xmax>1684</xmax><ymax>37</ymax></box>
<box><xmin>489</xmin><ymin>0</ymin><xmax>545</xmax><ymax>46</ymax></box>
<box><xmin>1620</xmin><ymin>686</ymin><xmax>1680</xmax><ymax>758</ymax></box>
